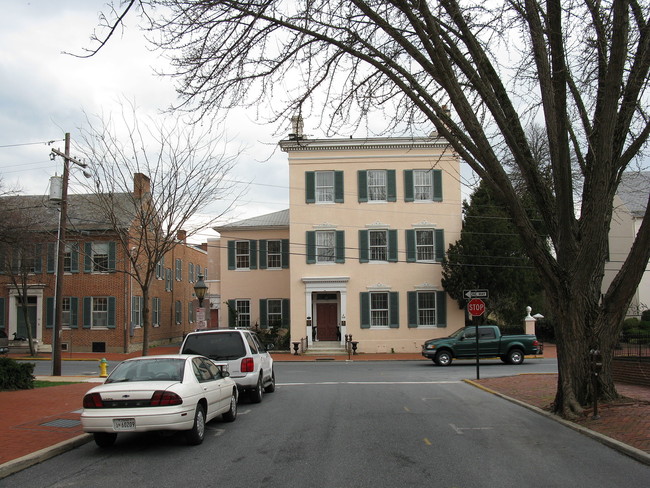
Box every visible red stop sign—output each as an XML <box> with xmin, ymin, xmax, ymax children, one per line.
<box><xmin>467</xmin><ymin>298</ymin><xmax>485</xmax><ymax>317</ymax></box>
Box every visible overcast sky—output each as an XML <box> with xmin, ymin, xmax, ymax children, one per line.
<box><xmin>0</xmin><ymin>0</ymin><xmax>297</xmax><ymax>241</ymax></box>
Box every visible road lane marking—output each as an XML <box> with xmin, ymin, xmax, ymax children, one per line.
<box><xmin>276</xmin><ymin>381</ymin><xmax>460</xmax><ymax>386</ymax></box>
<box><xmin>423</xmin><ymin>438</ymin><xmax>432</xmax><ymax>445</ymax></box>
<box><xmin>449</xmin><ymin>423</ymin><xmax>494</xmax><ymax>435</ymax></box>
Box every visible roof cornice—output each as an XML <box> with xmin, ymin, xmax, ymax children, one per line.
<box><xmin>279</xmin><ymin>136</ymin><xmax>450</xmax><ymax>152</ymax></box>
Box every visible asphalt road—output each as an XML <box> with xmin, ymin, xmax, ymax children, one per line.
<box><xmin>3</xmin><ymin>360</ymin><xmax>649</xmax><ymax>488</ymax></box>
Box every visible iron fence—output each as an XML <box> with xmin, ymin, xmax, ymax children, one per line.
<box><xmin>614</xmin><ymin>333</ymin><xmax>650</xmax><ymax>358</ymax></box>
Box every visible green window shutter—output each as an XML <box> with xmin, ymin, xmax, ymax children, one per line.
<box><xmin>433</xmin><ymin>169</ymin><xmax>443</xmax><ymax>202</ymax></box>
<box><xmin>434</xmin><ymin>229</ymin><xmax>445</xmax><ymax>262</ymax></box>
<box><xmin>259</xmin><ymin>299</ymin><xmax>268</xmax><ymax>329</ymax></box>
<box><xmin>33</xmin><ymin>244</ymin><xmax>42</xmax><ymax>274</ymax></box>
<box><xmin>357</xmin><ymin>170</ymin><xmax>368</xmax><ymax>202</ymax></box>
<box><xmin>406</xmin><ymin>230</ymin><xmax>416</xmax><ymax>262</ymax></box>
<box><xmin>360</xmin><ymin>293</ymin><xmax>370</xmax><ymax>329</ymax></box>
<box><xmin>46</xmin><ymin>297</ymin><xmax>54</xmax><ymax>329</ymax></box>
<box><xmin>281</xmin><ymin>239</ymin><xmax>290</xmax><ymax>268</ymax></box>
<box><xmin>282</xmin><ymin>299</ymin><xmax>290</xmax><ymax>327</ymax></box>
<box><xmin>389</xmin><ymin>292</ymin><xmax>399</xmax><ymax>328</ymax></box>
<box><xmin>70</xmin><ymin>297</ymin><xmax>79</xmax><ymax>329</ymax></box>
<box><xmin>436</xmin><ymin>291</ymin><xmax>447</xmax><ymax>327</ymax></box>
<box><xmin>359</xmin><ymin>230</ymin><xmax>369</xmax><ymax>263</ymax></box>
<box><xmin>71</xmin><ymin>243</ymin><xmax>79</xmax><ymax>273</ymax></box>
<box><xmin>84</xmin><ymin>243</ymin><xmax>92</xmax><ymax>272</ymax></box>
<box><xmin>306</xmin><ymin>231</ymin><xmax>316</xmax><ymax>264</ymax></box>
<box><xmin>228</xmin><ymin>299</ymin><xmax>236</xmax><ymax>327</ymax></box>
<box><xmin>388</xmin><ymin>230</ymin><xmax>398</xmax><ymax>262</ymax></box>
<box><xmin>83</xmin><ymin>297</ymin><xmax>91</xmax><ymax>328</ymax></box>
<box><xmin>0</xmin><ymin>297</ymin><xmax>4</xmax><ymax>327</ymax></box>
<box><xmin>259</xmin><ymin>240</ymin><xmax>268</xmax><ymax>269</ymax></box>
<box><xmin>387</xmin><ymin>170</ymin><xmax>397</xmax><ymax>202</ymax></box>
<box><xmin>47</xmin><ymin>243</ymin><xmax>56</xmax><ymax>273</ymax></box>
<box><xmin>227</xmin><ymin>240</ymin><xmax>235</xmax><ymax>270</ymax></box>
<box><xmin>305</xmin><ymin>171</ymin><xmax>315</xmax><ymax>203</ymax></box>
<box><xmin>407</xmin><ymin>292</ymin><xmax>418</xmax><ymax>328</ymax></box>
<box><xmin>335</xmin><ymin>231</ymin><xmax>345</xmax><ymax>263</ymax></box>
<box><xmin>404</xmin><ymin>170</ymin><xmax>414</xmax><ymax>202</ymax></box>
<box><xmin>108</xmin><ymin>242</ymin><xmax>116</xmax><ymax>271</ymax></box>
<box><xmin>334</xmin><ymin>171</ymin><xmax>344</xmax><ymax>203</ymax></box>
<box><xmin>250</xmin><ymin>240</ymin><xmax>258</xmax><ymax>270</ymax></box>
<box><xmin>108</xmin><ymin>297</ymin><xmax>116</xmax><ymax>329</ymax></box>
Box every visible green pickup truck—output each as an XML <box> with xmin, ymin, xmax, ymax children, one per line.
<box><xmin>422</xmin><ymin>325</ymin><xmax>542</xmax><ymax>366</ymax></box>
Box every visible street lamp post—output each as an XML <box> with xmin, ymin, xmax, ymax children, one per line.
<box><xmin>193</xmin><ymin>273</ymin><xmax>208</xmax><ymax>308</ymax></box>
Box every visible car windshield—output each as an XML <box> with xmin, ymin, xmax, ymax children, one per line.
<box><xmin>182</xmin><ymin>332</ymin><xmax>246</xmax><ymax>360</ymax></box>
<box><xmin>448</xmin><ymin>328</ymin><xmax>466</xmax><ymax>339</ymax></box>
<box><xmin>106</xmin><ymin>358</ymin><xmax>185</xmax><ymax>383</ymax></box>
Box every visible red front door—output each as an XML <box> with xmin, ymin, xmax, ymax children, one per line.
<box><xmin>316</xmin><ymin>303</ymin><xmax>338</xmax><ymax>341</ymax></box>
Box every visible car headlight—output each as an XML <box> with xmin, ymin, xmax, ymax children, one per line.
<box><xmin>424</xmin><ymin>344</ymin><xmax>436</xmax><ymax>350</ymax></box>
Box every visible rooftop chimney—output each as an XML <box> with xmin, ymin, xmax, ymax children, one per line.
<box><xmin>289</xmin><ymin>115</ymin><xmax>304</xmax><ymax>140</ymax></box>
<box><xmin>134</xmin><ymin>173</ymin><xmax>151</xmax><ymax>198</ymax></box>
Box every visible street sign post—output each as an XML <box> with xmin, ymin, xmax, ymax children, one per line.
<box><xmin>467</xmin><ymin>298</ymin><xmax>485</xmax><ymax>317</ymax></box>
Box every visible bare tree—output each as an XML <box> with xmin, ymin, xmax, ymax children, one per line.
<box><xmin>85</xmin><ymin>1</ymin><xmax>650</xmax><ymax>417</ymax></box>
<box><xmin>75</xmin><ymin>102</ymin><xmax>240</xmax><ymax>355</ymax></box>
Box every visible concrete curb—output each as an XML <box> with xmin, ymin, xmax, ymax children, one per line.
<box><xmin>0</xmin><ymin>434</ymin><xmax>92</xmax><ymax>479</ymax></box>
<box><xmin>464</xmin><ymin>379</ymin><xmax>650</xmax><ymax>466</ymax></box>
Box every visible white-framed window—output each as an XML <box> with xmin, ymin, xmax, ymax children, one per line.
<box><xmin>236</xmin><ymin>299</ymin><xmax>251</xmax><ymax>327</ymax></box>
<box><xmin>188</xmin><ymin>301</ymin><xmax>195</xmax><ymax>323</ymax></box>
<box><xmin>92</xmin><ymin>297</ymin><xmax>109</xmax><ymax>328</ymax></box>
<box><xmin>267</xmin><ymin>240</ymin><xmax>282</xmax><ymax>268</ymax></box>
<box><xmin>62</xmin><ymin>297</ymin><xmax>71</xmax><ymax>327</ymax></box>
<box><xmin>131</xmin><ymin>296</ymin><xmax>143</xmax><ymax>328</ymax></box>
<box><xmin>367</xmin><ymin>170</ymin><xmax>387</xmax><ymax>201</ymax></box>
<box><xmin>316</xmin><ymin>231</ymin><xmax>335</xmax><ymax>263</ymax></box>
<box><xmin>236</xmin><ymin>241</ymin><xmax>250</xmax><ymax>269</ymax></box>
<box><xmin>315</xmin><ymin>171</ymin><xmax>335</xmax><ymax>203</ymax></box>
<box><xmin>175</xmin><ymin>300</ymin><xmax>182</xmax><ymax>324</ymax></box>
<box><xmin>63</xmin><ymin>244</ymin><xmax>74</xmax><ymax>273</ymax></box>
<box><xmin>370</xmin><ymin>292</ymin><xmax>389</xmax><ymax>327</ymax></box>
<box><xmin>413</xmin><ymin>170</ymin><xmax>433</xmax><ymax>201</ymax></box>
<box><xmin>156</xmin><ymin>257</ymin><xmax>164</xmax><ymax>279</ymax></box>
<box><xmin>416</xmin><ymin>230</ymin><xmax>435</xmax><ymax>261</ymax></box>
<box><xmin>152</xmin><ymin>297</ymin><xmax>161</xmax><ymax>327</ymax></box>
<box><xmin>267</xmin><ymin>299</ymin><xmax>282</xmax><ymax>327</ymax></box>
<box><xmin>369</xmin><ymin>230</ymin><xmax>388</xmax><ymax>261</ymax></box>
<box><xmin>91</xmin><ymin>242</ymin><xmax>109</xmax><ymax>272</ymax></box>
<box><xmin>417</xmin><ymin>292</ymin><xmax>437</xmax><ymax>326</ymax></box>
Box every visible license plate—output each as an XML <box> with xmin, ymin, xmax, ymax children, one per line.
<box><xmin>113</xmin><ymin>418</ymin><xmax>136</xmax><ymax>431</ymax></box>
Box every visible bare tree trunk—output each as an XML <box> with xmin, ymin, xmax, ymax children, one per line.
<box><xmin>142</xmin><ymin>285</ymin><xmax>150</xmax><ymax>356</ymax></box>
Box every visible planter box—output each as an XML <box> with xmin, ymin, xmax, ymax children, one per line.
<box><xmin>612</xmin><ymin>357</ymin><xmax>650</xmax><ymax>387</ymax></box>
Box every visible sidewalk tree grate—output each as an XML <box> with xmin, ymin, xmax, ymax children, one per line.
<box><xmin>41</xmin><ymin>419</ymin><xmax>81</xmax><ymax>428</ymax></box>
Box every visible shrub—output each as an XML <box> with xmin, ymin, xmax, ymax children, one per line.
<box><xmin>0</xmin><ymin>357</ymin><xmax>35</xmax><ymax>390</ymax></box>
<box><xmin>641</xmin><ymin>309</ymin><xmax>650</xmax><ymax>322</ymax></box>
<box><xmin>622</xmin><ymin>317</ymin><xmax>640</xmax><ymax>331</ymax></box>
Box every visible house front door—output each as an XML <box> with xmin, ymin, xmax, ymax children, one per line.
<box><xmin>316</xmin><ymin>303</ymin><xmax>338</xmax><ymax>341</ymax></box>
<box><xmin>16</xmin><ymin>296</ymin><xmax>37</xmax><ymax>339</ymax></box>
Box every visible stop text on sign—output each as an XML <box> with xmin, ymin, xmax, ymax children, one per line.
<box><xmin>467</xmin><ymin>298</ymin><xmax>485</xmax><ymax>317</ymax></box>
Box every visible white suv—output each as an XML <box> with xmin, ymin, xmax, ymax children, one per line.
<box><xmin>180</xmin><ymin>329</ymin><xmax>274</xmax><ymax>403</ymax></box>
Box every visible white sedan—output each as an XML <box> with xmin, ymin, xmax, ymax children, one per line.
<box><xmin>81</xmin><ymin>354</ymin><xmax>238</xmax><ymax>447</ymax></box>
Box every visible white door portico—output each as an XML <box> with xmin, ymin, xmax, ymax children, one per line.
<box><xmin>302</xmin><ymin>276</ymin><xmax>349</xmax><ymax>346</ymax></box>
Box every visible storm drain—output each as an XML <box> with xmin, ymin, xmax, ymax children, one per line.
<box><xmin>41</xmin><ymin>419</ymin><xmax>81</xmax><ymax>428</ymax></box>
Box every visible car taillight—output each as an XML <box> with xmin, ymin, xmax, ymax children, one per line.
<box><xmin>241</xmin><ymin>357</ymin><xmax>254</xmax><ymax>373</ymax></box>
<box><xmin>150</xmin><ymin>391</ymin><xmax>183</xmax><ymax>406</ymax></box>
<box><xmin>533</xmin><ymin>340</ymin><xmax>540</xmax><ymax>346</ymax></box>
<box><xmin>83</xmin><ymin>392</ymin><xmax>104</xmax><ymax>408</ymax></box>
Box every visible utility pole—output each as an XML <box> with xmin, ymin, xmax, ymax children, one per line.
<box><xmin>50</xmin><ymin>133</ymin><xmax>87</xmax><ymax>376</ymax></box>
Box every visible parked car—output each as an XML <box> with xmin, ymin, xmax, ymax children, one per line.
<box><xmin>0</xmin><ymin>330</ymin><xmax>8</xmax><ymax>354</ymax></box>
<box><xmin>180</xmin><ymin>329</ymin><xmax>275</xmax><ymax>402</ymax></box>
<box><xmin>81</xmin><ymin>355</ymin><xmax>238</xmax><ymax>447</ymax></box>
<box><xmin>422</xmin><ymin>325</ymin><xmax>542</xmax><ymax>366</ymax></box>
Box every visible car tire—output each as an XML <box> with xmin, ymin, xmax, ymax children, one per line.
<box><xmin>93</xmin><ymin>432</ymin><xmax>117</xmax><ymax>448</ymax></box>
<box><xmin>222</xmin><ymin>391</ymin><xmax>238</xmax><ymax>422</ymax></box>
<box><xmin>507</xmin><ymin>349</ymin><xmax>525</xmax><ymax>365</ymax></box>
<box><xmin>434</xmin><ymin>350</ymin><xmax>452</xmax><ymax>366</ymax></box>
<box><xmin>186</xmin><ymin>404</ymin><xmax>206</xmax><ymax>445</ymax></box>
<box><xmin>264</xmin><ymin>369</ymin><xmax>276</xmax><ymax>393</ymax></box>
<box><xmin>250</xmin><ymin>374</ymin><xmax>264</xmax><ymax>403</ymax></box>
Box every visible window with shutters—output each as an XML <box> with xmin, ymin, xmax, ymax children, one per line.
<box><xmin>92</xmin><ymin>297</ymin><xmax>109</xmax><ymax>328</ymax></box>
<box><xmin>368</xmin><ymin>170</ymin><xmax>387</xmax><ymax>201</ymax></box>
<box><xmin>267</xmin><ymin>240</ymin><xmax>282</xmax><ymax>268</ymax></box>
<box><xmin>369</xmin><ymin>230</ymin><xmax>388</xmax><ymax>261</ymax></box>
<box><xmin>370</xmin><ymin>292</ymin><xmax>389</xmax><ymax>327</ymax></box>
<box><xmin>417</xmin><ymin>292</ymin><xmax>437</xmax><ymax>326</ymax></box>
<box><xmin>316</xmin><ymin>231</ymin><xmax>336</xmax><ymax>263</ymax></box>
<box><xmin>131</xmin><ymin>296</ymin><xmax>143</xmax><ymax>328</ymax></box>
<box><xmin>315</xmin><ymin>171</ymin><xmax>335</xmax><ymax>203</ymax></box>
<box><xmin>175</xmin><ymin>259</ymin><xmax>182</xmax><ymax>280</ymax></box>
<box><xmin>413</xmin><ymin>170</ymin><xmax>433</xmax><ymax>201</ymax></box>
<box><xmin>416</xmin><ymin>230</ymin><xmax>435</xmax><ymax>261</ymax></box>
<box><xmin>236</xmin><ymin>241</ymin><xmax>250</xmax><ymax>269</ymax></box>
<box><xmin>404</xmin><ymin>169</ymin><xmax>442</xmax><ymax>202</ymax></box>
<box><xmin>62</xmin><ymin>297</ymin><xmax>71</xmax><ymax>328</ymax></box>
<box><xmin>91</xmin><ymin>242</ymin><xmax>109</xmax><ymax>272</ymax></box>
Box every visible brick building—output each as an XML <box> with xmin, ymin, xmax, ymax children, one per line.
<box><xmin>0</xmin><ymin>174</ymin><xmax>208</xmax><ymax>353</ymax></box>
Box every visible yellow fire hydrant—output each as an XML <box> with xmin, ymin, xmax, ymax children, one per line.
<box><xmin>99</xmin><ymin>358</ymin><xmax>108</xmax><ymax>378</ymax></box>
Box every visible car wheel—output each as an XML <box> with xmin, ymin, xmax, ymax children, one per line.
<box><xmin>250</xmin><ymin>374</ymin><xmax>264</xmax><ymax>403</ymax></box>
<box><xmin>434</xmin><ymin>350</ymin><xmax>452</xmax><ymax>366</ymax></box>
<box><xmin>507</xmin><ymin>349</ymin><xmax>525</xmax><ymax>365</ymax></box>
<box><xmin>222</xmin><ymin>391</ymin><xmax>238</xmax><ymax>422</ymax></box>
<box><xmin>264</xmin><ymin>369</ymin><xmax>276</xmax><ymax>393</ymax></box>
<box><xmin>93</xmin><ymin>432</ymin><xmax>117</xmax><ymax>448</ymax></box>
<box><xmin>186</xmin><ymin>404</ymin><xmax>206</xmax><ymax>445</ymax></box>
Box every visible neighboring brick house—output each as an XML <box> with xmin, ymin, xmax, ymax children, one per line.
<box><xmin>210</xmin><ymin>129</ymin><xmax>464</xmax><ymax>354</ymax></box>
<box><xmin>0</xmin><ymin>175</ymin><xmax>208</xmax><ymax>353</ymax></box>
<box><xmin>603</xmin><ymin>171</ymin><xmax>650</xmax><ymax>318</ymax></box>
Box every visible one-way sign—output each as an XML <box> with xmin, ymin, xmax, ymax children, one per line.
<box><xmin>463</xmin><ymin>289</ymin><xmax>489</xmax><ymax>299</ymax></box>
